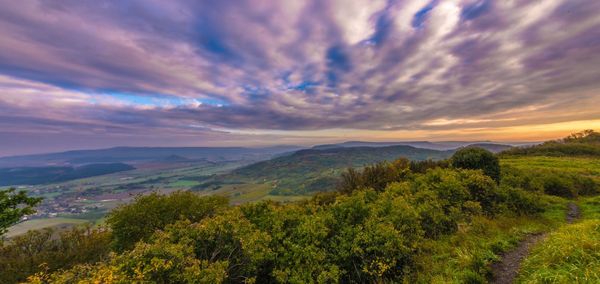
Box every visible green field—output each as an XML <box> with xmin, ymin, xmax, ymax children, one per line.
<box><xmin>501</xmin><ymin>156</ymin><xmax>600</xmax><ymax>179</ymax></box>
<box><xmin>4</xmin><ymin>218</ymin><xmax>90</xmax><ymax>239</ymax></box>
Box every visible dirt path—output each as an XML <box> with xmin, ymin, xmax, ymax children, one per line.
<box><xmin>566</xmin><ymin>202</ymin><xmax>580</xmax><ymax>224</ymax></box>
<box><xmin>490</xmin><ymin>202</ymin><xmax>580</xmax><ymax>284</ymax></box>
<box><xmin>490</xmin><ymin>233</ymin><xmax>546</xmax><ymax>284</ymax></box>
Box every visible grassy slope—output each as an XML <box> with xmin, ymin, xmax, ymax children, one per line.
<box><xmin>414</xmin><ymin>154</ymin><xmax>599</xmax><ymax>283</ymax></box>
<box><xmin>517</xmin><ymin>196</ymin><xmax>600</xmax><ymax>283</ymax></box>
<box><xmin>501</xmin><ymin>156</ymin><xmax>600</xmax><ymax>181</ymax></box>
<box><xmin>500</xmin><ymin>154</ymin><xmax>600</xmax><ymax>282</ymax></box>
<box><xmin>413</xmin><ymin>195</ymin><xmax>569</xmax><ymax>283</ymax></box>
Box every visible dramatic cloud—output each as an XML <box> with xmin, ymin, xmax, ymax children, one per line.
<box><xmin>0</xmin><ymin>0</ymin><xmax>599</xmax><ymax>155</ymax></box>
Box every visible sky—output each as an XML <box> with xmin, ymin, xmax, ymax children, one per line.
<box><xmin>1</xmin><ymin>0</ymin><xmax>599</xmax><ymax>156</ymax></box>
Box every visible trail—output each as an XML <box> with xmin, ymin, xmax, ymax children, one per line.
<box><xmin>490</xmin><ymin>202</ymin><xmax>580</xmax><ymax>284</ymax></box>
<box><xmin>566</xmin><ymin>202</ymin><xmax>580</xmax><ymax>224</ymax></box>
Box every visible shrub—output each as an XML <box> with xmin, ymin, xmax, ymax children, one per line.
<box><xmin>106</xmin><ymin>191</ymin><xmax>229</xmax><ymax>251</ymax></box>
<box><xmin>451</xmin><ymin>147</ymin><xmax>500</xmax><ymax>183</ymax></box>
<box><xmin>0</xmin><ymin>225</ymin><xmax>110</xmax><ymax>283</ymax></box>
<box><xmin>409</xmin><ymin>159</ymin><xmax>450</xmax><ymax>174</ymax></box>
<box><xmin>337</xmin><ymin>158</ymin><xmax>411</xmax><ymax>193</ymax></box>
<box><xmin>541</xmin><ymin>174</ymin><xmax>577</xmax><ymax>198</ymax></box>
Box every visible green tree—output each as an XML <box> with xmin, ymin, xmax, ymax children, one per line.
<box><xmin>106</xmin><ymin>191</ymin><xmax>229</xmax><ymax>251</ymax></box>
<box><xmin>0</xmin><ymin>188</ymin><xmax>42</xmax><ymax>236</ymax></box>
<box><xmin>451</xmin><ymin>147</ymin><xmax>500</xmax><ymax>183</ymax></box>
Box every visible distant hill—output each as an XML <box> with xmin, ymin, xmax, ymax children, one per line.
<box><xmin>0</xmin><ymin>146</ymin><xmax>303</xmax><ymax>168</ymax></box>
<box><xmin>501</xmin><ymin>130</ymin><xmax>600</xmax><ymax>157</ymax></box>
<box><xmin>0</xmin><ymin>163</ymin><xmax>135</xmax><ymax>186</ymax></box>
<box><xmin>201</xmin><ymin>145</ymin><xmax>453</xmax><ymax>195</ymax></box>
<box><xmin>312</xmin><ymin>141</ymin><xmax>518</xmax><ymax>151</ymax></box>
<box><xmin>464</xmin><ymin>143</ymin><xmax>513</xmax><ymax>153</ymax></box>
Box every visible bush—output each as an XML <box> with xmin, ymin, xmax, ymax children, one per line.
<box><xmin>337</xmin><ymin>158</ymin><xmax>412</xmax><ymax>194</ymax></box>
<box><xmin>451</xmin><ymin>147</ymin><xmax>500</xmax><ymax>183</ymax></box>
<box><xmin>0</xmin><ymin>225</ymin><xmax>110</xmax><ymax>283</ymax></box>
<box><xmin>106</xmin><ymin>191</ymin><xmax>229</xmax><ymax>251</ymax></box>
<box><xmin>542</xmin><ymin>175</ymin><xmax>577</xmax><ymax>198</ymax></box>
<box><xmin>501</xmin><ymin>166</ymin><xmax>599</xmax><ymax>198</ymax></box>
<box><xmin>409</xmin><ymin>159</ymin><xmax>450</xmax><ymax>174</ymax></box>
<box><xmin>31</xmin><ymin>167</ymin><xmax>547</xmax><ymax>283</ymax></box>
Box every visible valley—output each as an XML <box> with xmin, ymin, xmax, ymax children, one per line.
<box><xmin>3</xmin><ymin>142</ymin><xmax>511</xmax><ymax>235</ymax></box>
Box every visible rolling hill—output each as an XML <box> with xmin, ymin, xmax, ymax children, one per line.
<box><xmin>198</xmin><ymin>145</ymin><xmax>454</xmax><ymax>195</ymax></box>
<box><xmin>312</xmin><ymin>141</ymin><xmax>514</xmax><ymax>152</ymax></box>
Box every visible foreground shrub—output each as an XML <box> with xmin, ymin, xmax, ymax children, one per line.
<box><xmin>0</xmin><ymin>225</ymin><xmax>110</xmax><ymax>283</ymax></box>
<box><xmin>30</xmin><ymin>168</ymin><xmax>546</xmax><ymax>283</ymax></box>
<box><xmin>107</xmin><ymin>191</ymin><xmax>229</xmax><ymax>251</ymax></box>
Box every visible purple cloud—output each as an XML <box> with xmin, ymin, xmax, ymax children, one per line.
<box><xmin>0</xmin><ymin>0</ymin><xmax>599</xmax><ymax>155</ymax></box>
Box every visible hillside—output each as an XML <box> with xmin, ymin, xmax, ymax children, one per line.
<box><xmin>201</xmin><ymin>145</ymin><xmax>453</xmax><ymax>195</ymax></box>
<box><xmin>312</xmin><ymin>141</ymin><xmax>514</xmax><ymax>152</ymax></box>
<box><xmin>501</xmin><ymin>130</ymin><xmax>600</xmax><ymax>157</ymax></box>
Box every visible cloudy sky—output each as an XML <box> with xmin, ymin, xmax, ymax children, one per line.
<box><xmin>1</xmin><ymin>0</ymin><xmax>599</xmax><ymax>156</ymax></box>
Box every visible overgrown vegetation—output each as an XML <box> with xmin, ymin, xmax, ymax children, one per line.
<box><xmin>0</xmin><ymin>226</ymin><xmax>110</xmax><ymax>283</ymax></box>
<box><xmin>106</xmin><ymin>191</ymin><xmax>229</xmax><ymax>251</ymax></box>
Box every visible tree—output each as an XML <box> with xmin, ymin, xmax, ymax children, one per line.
<box><xmin>451</xmin><ymin>147</ymin><xmax>500</xmax><ymax>183</ymax></box>
<box><xmin>0</xmin><ymin>188</ymin><xmax>42</xmax><ymax>236</ymax></box>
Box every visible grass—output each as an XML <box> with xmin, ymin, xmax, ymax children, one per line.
<box><xmin>517</xmin><ymin>220</ymin><xmax>600</xmax><ymax>283</ymax></box>
<box><xmin>501</xmin><ymin>156</ymin><xmax>600</xmax><ymax>180</ymax></box>
<box><xmin>578</xmin><ymin>196</ymin><xmax>600</xmax><ymax>219</ymax></box>
<box><xmin>515</xmin><ymin>196</ymin><xmax>600</xmax><ymax>283</ymax></box>
<box><xmin>413</xmin><ymin>195</ymin><xmax>569</xmax><ymax>283</ymax></box>
<box><xmin>4</xmin><ymin>218</ymin><xmax>89</xmax><ymax>238</ymax></box>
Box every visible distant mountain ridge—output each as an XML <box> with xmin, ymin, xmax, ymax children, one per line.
<box><xmin>0</xmin><ymin>146</ymin><xmax>304</xmax><ymax>168</ymax></box>
<box><xmin>312</xmin><ymin>141</ymin><xmax>515</xmax><ymax>152</ymax></box>
<box><xmin>0</xmin><ymin>163</ymin><xmax>135</xmax><ymax>186</ymax></box>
